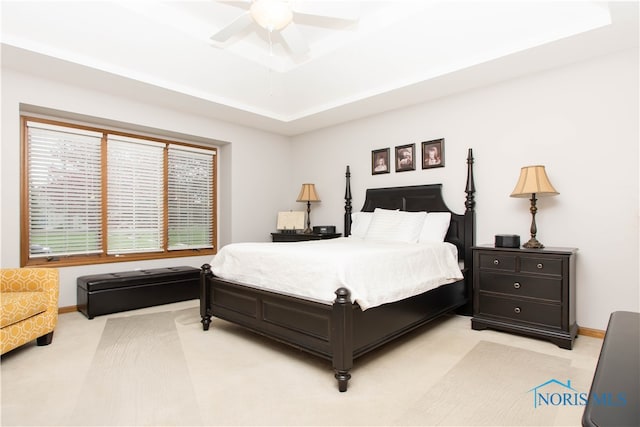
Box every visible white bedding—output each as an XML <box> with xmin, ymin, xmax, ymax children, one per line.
<box><xmin>209</xmin><ymin>237</ymin><xmax>463</xmax><ymax>310</ymax></box>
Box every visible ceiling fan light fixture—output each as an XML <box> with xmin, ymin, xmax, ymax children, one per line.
<box><xmin>250</xmin><ymin>0</ymin><xmax>293</xmax><ymax>32</ymax></box>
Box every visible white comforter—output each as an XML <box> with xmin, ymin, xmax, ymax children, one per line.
<box><xmin>210</xmin><ymin>237</ymin><xmax>463</xmax><ymax>310</ymax></box>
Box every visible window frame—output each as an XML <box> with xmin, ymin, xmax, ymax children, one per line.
<box><xmin>20</xmin><ymin>116</ymin><xmax>217</xmax><ymax>267</ymax></box>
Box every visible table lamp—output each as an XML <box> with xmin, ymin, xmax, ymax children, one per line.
<box><xmin>510</xmin><ymin>165</ymin><xmax>558</xmax><ymax>248</ymax></box>
<box><xmin>297</xmin><ymin>183</ymin><xmax>320</xmax><ymax>234</ymax></box>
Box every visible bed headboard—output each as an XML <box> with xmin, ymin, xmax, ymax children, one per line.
<box><xmin>343</xmin><ymin>148</ymin><xmax>476</xmax><ymax>265</ymax></box>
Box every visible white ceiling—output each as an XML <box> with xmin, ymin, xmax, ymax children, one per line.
<box><xmin>1</xmin><ymin>1</ymin><xmax>638</xmax><ymax>136</ymax></box>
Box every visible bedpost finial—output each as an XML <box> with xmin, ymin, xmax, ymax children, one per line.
<box><xmin>335</xmin><ymin>287</ymin><xmax>351</xmax><ymax>304</ymax></box>
<box><xmin>201</xmin><ymin>263</ymin><xmax>212</xmax><ymax>275</ymax></box>
<box><xmin>465</xmin><ymin>149</ymin><xmax>476</xmax><ymax>211</ymax></box>
<box><xmin>345</xmin><ymin>166</ymin><xmax>352</xmax><ymax>199</ymax></box>
<box><xmin>344</xmin><ymin>166</ymin><xmax>353</xmax><ymax>236</ymax></box>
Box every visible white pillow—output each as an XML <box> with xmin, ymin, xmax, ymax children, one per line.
<box><xmin>364</xmin><ymin>209</ymin><xmax>427</xmax><ymax>243</ymax></box>
<box><xmin>349</xmin><ymin>212</ymin><xmax>373</xmax><ymax>238</ymax></box>
<box><xmin>418</xmin><ymin>212</ymin><xmax>452</xmax><ymax>243</ymax></box>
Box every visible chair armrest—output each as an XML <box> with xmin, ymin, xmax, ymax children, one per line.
<box><xmin>1</xmin><ymin>268</ymin><xmax>59</xmax><ymax>310</ymax></box>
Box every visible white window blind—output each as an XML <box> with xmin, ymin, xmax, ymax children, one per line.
<box><xmin>167</xmin><ymin>144</ymin><xmax>215</xmax><ymax>250</ymax></box>
<box><xmin>107</xmin><ymin>136</ymin><xmax>164</xmax><ymax>254</ymax></box>
<box><xmin>26</xmin><ymin>122</ymin><xmax>103</xmax><ymax>258</ymax></box>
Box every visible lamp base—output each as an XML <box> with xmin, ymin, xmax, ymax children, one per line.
<box><xmin>523</xmin><ymin>237</ymin><xmax>544</xmax><ymax>249</ymax></box>
<box><xmin>302</xmin><ymin>227</ymin><xmax>313</xmax><ymax>234</ymax></box>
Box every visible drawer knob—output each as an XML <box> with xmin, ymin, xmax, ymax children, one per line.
<box><xmin>537</xmin><ymin>263</ymin><xmax>543</xmax><ymax>269</ymax></box>
<box><xmin>513</xmin><ymin>282</ymin><xmax>521</xmax><ymax>289</ymax></box>
<box><xmin>514</xmin><ymin>307</ymin><xmax>521</xmax><ymax>314</ymax></box>
<box><xmin>493</xmin><ymin>259</ymin><xmax>499</xmax><ymax>265</ymax></box>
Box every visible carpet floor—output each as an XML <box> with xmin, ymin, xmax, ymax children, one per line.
<box><xmin>1</xmin><ymin>300</ymin><xmax>602</xmax><ymax>426</ymax></box>
<box><xmin>70</xmin><ymin>311</ymin><xmax>201</xmax><ymax>426</ymax></box>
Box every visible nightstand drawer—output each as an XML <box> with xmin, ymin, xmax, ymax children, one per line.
<box><xmin>520</xmin><ymin>256</ymin><xmax>563</xmax><ymax>276</ymax></box>
<box><xmin>478</xmin><ymin>294</ymin><xmax>562</xmax><ymax>328</ymax></box>
<box><xmin>478</xmin><ymin>272</ymin><xmax>562</xmax><ymax>301</ymax></box>
<box><xmin>478</xmin><ymin>253</ymin><xmax>516</xmax><ymax>272</ymax></box>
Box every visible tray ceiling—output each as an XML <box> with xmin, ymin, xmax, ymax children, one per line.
<box><xmin>1</xmin><ymin>1</ymin><xmax>638</xmax><ymax>135</ymax></box>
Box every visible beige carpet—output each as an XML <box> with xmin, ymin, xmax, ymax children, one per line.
<box><xmin>395</xmin><ymin>341</ymin><xmax>571</xmax><ymax>426</ymax></box>
<box><xmin>70</xmin><ymin>310</ymin><xmax>202</xmax><ymax>426</ymax></box>
<box><xmin>0</xmin><ymin>301</ymin><xmax>601</xmax><ymax>426</ymax></box>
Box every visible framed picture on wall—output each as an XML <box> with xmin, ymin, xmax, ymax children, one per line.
<box><xmin>422</xmin><ymin>138</ymin><xmax>445</xmax><ymax>169</ymax></box>
<box><xmin>371</xmin><ymin>148</ymin><xmax>390</xmax><ymax>175</ymax></box>
<box><xmin>395</xmin><ymin>144</ymin><xmax>415</xmax><ymax>172</ymax></box>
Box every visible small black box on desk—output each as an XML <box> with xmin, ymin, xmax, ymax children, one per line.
<box><xmin>495</xmin><ymin>234</ymin><xmax>520</xmax><ymax>248</ymax></box>
<box><xmin>313</xmin><ymin>225</ymin><xmax>336</xmax><ymax>234</ymax></box>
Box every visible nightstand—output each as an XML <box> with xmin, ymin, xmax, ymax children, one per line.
<box><xmin>471</xmin><ymin>245</ymin><xmax>578</xmax><ymax>349</ymax></box>
<box><xmin>271</xmin><ymin>232</ymin><xmax>341</xmax><ymax>242</ymax></box>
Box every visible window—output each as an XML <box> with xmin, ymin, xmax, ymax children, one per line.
<box><xmin>26</xmin><ymin>122</ymin><xmax>103</xmax><ymax>258</ymax></box>
<box><xmin>167</xmin><ymin>145</ymin><xmax>215</xmax><ymax>250</ymax></box>
<box><xmin>107</xmin><ymin>135</ymin><xmax>165</xmax><ymax>254</ymax></box>
<box><xmin>22</xmin><ymin>117</ymin><xmax>217</xmax><ymax>267</ymax></box>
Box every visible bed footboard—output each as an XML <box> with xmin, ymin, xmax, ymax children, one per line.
<box><xmin>200</xmin><ymin>264</ymin><xmax>355</xmax><ymax>390</ymax></box>
<box><xmin>200</xmin><ymin>264</ymin><xmax>468</xmax><ymax>392</ymax></box>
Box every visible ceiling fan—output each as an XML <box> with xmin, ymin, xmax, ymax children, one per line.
<box><xmin>211</xmin><ymin>0</ymin><xmax>360</xmax><ymax>55</ymax></box>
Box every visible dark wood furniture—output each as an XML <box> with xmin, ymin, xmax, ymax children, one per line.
<box><xmin>582</xmin><ymin>311</ymin><xmax>639</xmax><ymax>427</ymax></box>
<box><xmin>270</xmin><ymin>232</ymin><xmax>341</xmax><ymax>242</ymax></box>
<box><xmin>77</xmin><ymin>266</ymin><xmax>199</xmax><ymax>319</ymax></box>
<box><xmin>200</xmin><ymin>149</ymin><xmax>476</xmax><ymax>392</ymax></box>
<box><xmin>471</xmin><ymin>245</ymin><xmax>577</xmax><ymax>349</ymax></box>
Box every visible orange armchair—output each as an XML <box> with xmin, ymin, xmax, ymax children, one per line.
<box><xmin>1</xmin><ymin>268</ymin><xmax>59</xmax><ymax>355</ymax></box>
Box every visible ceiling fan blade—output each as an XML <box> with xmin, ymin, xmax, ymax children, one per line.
<box><xmin>291</xmin><ymin>1</ymin><xmax>360</xmax><ymax>21</ymax></box>
<box><xmin>210</xmin><ymin>12</ymin><xmax>253</xmax><ymax>42</ymax></box>
<box><xmin>280</xmin><ymin>22</ymin><xmax>309</xmax><ymax>55</ymax></box>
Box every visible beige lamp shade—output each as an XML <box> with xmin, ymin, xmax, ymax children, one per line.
<box><xmin>510</xmin><ymin>165</ymin><xmax>559</xmax><ymax>198</ymax></box>
<box><xmin>297</xmin><ymin>183</ymin><xmax>321</xmax><ymax>202</ymax></box>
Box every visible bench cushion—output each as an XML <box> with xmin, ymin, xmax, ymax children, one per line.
<box><xmin>77</xmin><ymin>266</ymin><xmax>199</xmax><ymax>291</ymax></box>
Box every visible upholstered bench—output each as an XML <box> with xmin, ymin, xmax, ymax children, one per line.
<box><xmin>77</xmin><ymin>266</ymin><xmax>199</xmax><ymax>319</ymax></box>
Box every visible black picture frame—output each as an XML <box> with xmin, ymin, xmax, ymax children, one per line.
<box><xmin>395</xmin><ymin>144</ymin><xmax>415</xmax><ymax>172</ymax></box>
<box><xmin>422</xmin><ymin>139</ymin><xmax>445</xmax><ymax>169</ymax></box>
<box><xmin>371</xmin><ymin>148</ymin><xmax>390</xmax><ymax>175</ymax></box>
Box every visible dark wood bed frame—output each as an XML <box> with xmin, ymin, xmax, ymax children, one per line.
<box><xmin>200</xmin><ymin>149</ymin><xmax>476</xmax><ymax>392</ymax></box>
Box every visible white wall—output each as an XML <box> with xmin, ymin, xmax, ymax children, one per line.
<box><xmin>0</xmin><ymin>68</ymin><xmax>292</xmax><ymax>307</ymax></box>
<box><xmin>291</xmin><ymin>48</ymin><xmax>639</xmax><ymax>330</ymax></box>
